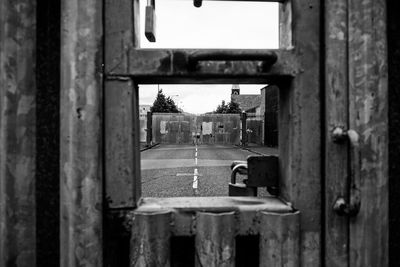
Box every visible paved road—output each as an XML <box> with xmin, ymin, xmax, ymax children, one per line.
<box><xmin>141</xmin><ymin>144</ymin><xmax>270</xmax><ymax>197</ymax></box>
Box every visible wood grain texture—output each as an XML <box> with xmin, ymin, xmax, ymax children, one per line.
<box><xmin>259</xmin><ymin>211</ymin><xmax>300</xmax><ymax>267</ymax></box>
<box><xmin>60</xmin><ymin>0</ymin><xmax>103</xmax><ymax>266</ymax></box>
<box><xmin>105</xmin><ymin>80</ymin><xmax>141</xmax><ymax>208</ymax></box>
<box><xmin>348</xmin><ymin>0</ymin><xmax>388</xmax><ymax>266</ymax></box>
<box><xmin>195</xmin><ymin>212</ymin><xmax>235</xmax><ymax>267</ymax></box>
<box><xmin>130</xmin><ymin>211</ymin><xmax>172</xmax><ymax>267</ymax></box>
<box><xmin>324</xmin><ymin>0</ymin><xmax>350</xmax><ymax>266</ymax></box>
<box><xmin>278</xmin><ymin>1</ymin><xmax>321</xmax><ymax>265</ymax></box>
<box><xmin>0</xmin><ymin>0</ymin><xmax>37</xmax><ymax>266</ymax></box>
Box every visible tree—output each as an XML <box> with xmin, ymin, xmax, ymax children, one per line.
<box><xmin>214</xmin><ymin>100</ymin><xmax>241</xmax><ymax>114</ymax></box>
<box><xmin>150</xmin><ymin>89</ymin><xmax>180</xmax><ymax>113</ymax></box>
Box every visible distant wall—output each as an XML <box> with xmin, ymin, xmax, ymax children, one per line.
<box><xmin>247</xmin><ymin>116</ymin><xmax>263</xmax><ymax>145</ymax></box>
<box><xmin>152</xmin><ymin>113</ymin><xmax>241</xmax><ymax>145</ymax></box>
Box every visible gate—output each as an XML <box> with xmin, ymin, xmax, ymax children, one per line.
<box><xmin>151</xmin><ymin>113</ymin><xmax>241</xmax><ymax>145</ymax></box>
<box><xmin>52</xmin><ymin>0</ymin><xmax>388</xmax><ymax>266</ymax></box>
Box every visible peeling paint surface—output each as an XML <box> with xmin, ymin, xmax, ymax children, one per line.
<box><xmin>348</xmin><ymin>0</ymin><xmax>388</xmax><ymax>266</ymax></box>
<box><xmin>0</xmin><ymin>0</ymin><xmax>36</xmax><ymax>266</ymax></box>
<box><xmin>60</xmin><ymin>0</ymin><xmax>103</xmax><ymax>266</ymax></box>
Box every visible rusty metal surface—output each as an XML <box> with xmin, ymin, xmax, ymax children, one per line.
<box><xmin>107</xmin><ymin>49</ymin><xmax>299</xmax><ymax>84</ymax></box>
<box><xmin>195</xmin><ymin>212</ymin><xmax>235</xmax><ymax>267</ymax></box>
<box><xmin>259</xmin><ymin>211</ymin><xmax>300</xmax><ymax>266</ymax></box>
<box><xmin>133</xmin><ymin>197</ymin><xmax>293</xmax><ymax>236</ymax></box>
<box><xmin>348</xmin><ymin>0</ymin><xmax>388</xmax><ymax>266</ymax></box>
<box><xmin>278</xmin><ymin>1</ymin><xmax>322</xmax><ymax>265</ymax></box>
<box><xmin>105</xmin><ymin>80</ymin><xmax>141</xmax><ymax>209</ymax></box>
<box><xmin>324</xmin><ymin>1</ymin><xmax>350</xmax><ymax>265</ymax></box>
<box><xmin>130</xmin><ymin>211</ymin><xmax>172</xmax><ymax>267</ymax></box>
<box><xmin>0</xmin><ymin>0</ymin><xmax>37</xmax><ymax>266</ymax></box>
<box><xmin>60</xmin><ymin>0</ymin><xmax>103</xmax><ymax>266</ymax></box>
<box><xmin>246</xmin><ymin>155</ymin><xmax>279</xmax><ymax>187</ymax></box>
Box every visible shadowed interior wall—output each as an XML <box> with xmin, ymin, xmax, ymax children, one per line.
<box><xmin>388</xmin><ymin>0</ymin><xmax>400</xmax><ymax>265</ymax></box>
<box><xmin>36</xmin><ymin>0</ymin><xmax>60</xmax><ymax>266</ymax></box>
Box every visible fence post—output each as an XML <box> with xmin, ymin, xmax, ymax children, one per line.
<box><xmin>241</xmin><ymin>112</ymin><xmax>247</xmax><ymax>147</ymax></box>
<box><xmin>146</xmin><ymin>111</ymin><xmax>152</xmax><ymax>146</ymax></box>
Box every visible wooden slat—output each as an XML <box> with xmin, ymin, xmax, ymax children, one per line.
<box><xmin>105</xmin><ymin>79</ymin><xmax>141</xmax><ymax>208</ymax></box>
<box><xmin>259</xmin><ymin>211</ymin><xmax>300</xmax><ymax>266</ymax></box>
<box><xmin>0</xmin><ymin>0</ymin><xmax>37</xmax><ymax>265</ymax></box>
<box><xmin>60</xmin><ymin>0</ymin><xmax>103</xmax><ymax>266</ymax></box>
<box><xmin>348</xmin><ymin>0</ymin><xmax>388</xmax><ymax>266</ymax></box>
<box><xmin>278</xmin><ymin>1</ymin><xmax>321</xmax><ymax>265</ymax></box>
<box><xmin>195</xmin><ymin>212</ymin><xmax>235</xmax><ymax>267</ymax></box>
<box><xmin>130</xmin><ymin>211</ymin><xmax>172</xmax><ymax>267</ymax></box>
<box><xmin>324</xmin><ymin>0</ymin><xmax>349</xmax><ymax>266</ymax></box>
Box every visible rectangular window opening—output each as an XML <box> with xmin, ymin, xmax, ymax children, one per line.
<box><xmin>139</xmin><ymin>0</ymin><xmax>279</xmax><ymax>49</ymax></box>
<box><xmin>139</xmin><ymin>84</ymin><xmax>279</xmax><ymax>198</ymax></box>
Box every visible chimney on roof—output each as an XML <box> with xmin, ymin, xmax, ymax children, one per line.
<box><xmin>231</xmin><ymin>84</ymin><xmax>240</xmax><ymax>95</ymax></box>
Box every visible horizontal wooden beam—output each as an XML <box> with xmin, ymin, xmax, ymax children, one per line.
<box><xmin>106</xmin><ymin>49</ymin><xmax>299</xmax><ymax>84</ymax></box>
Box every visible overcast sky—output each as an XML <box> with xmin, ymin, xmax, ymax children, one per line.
<box><xmin>139</xmin><ymin>0</ymin><xmax>279</xmax><ymax>114</ymax></box>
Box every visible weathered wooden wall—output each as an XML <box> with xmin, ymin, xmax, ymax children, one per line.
<box><xmin>60</xmin><ymin>0</ymin><xmax>103</xmax><ymax>266</ymax></box>
<box><xmin>0</xmin><ymin>1</ymin><xmax>37</xmax><ymax>266</ymax></box>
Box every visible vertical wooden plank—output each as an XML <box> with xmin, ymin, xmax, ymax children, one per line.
<box><xmin>60</xmin><ymin>0</ymin><xmax>103</xmax><ymax>266</ymax></box>
<box><xmin>195</xmin><ymin>212</ymin><xmax>235</xmax><ymax>267</ymax></box>
<box><xmin>278</xmin><ymin>1</ymin><xmax>321</xmax><ymax>265</ymax></box>
<box><xmin>0</xmin><ymin>0</ymin><xmax>36</xmax><ymax>266</ymax></box>
<box><xmin>348</xmin><ymin>0</ymin><xmax>388</xmax><ymax>266</ymax></box>
<box><xmin>324</xmin><ymin>0</ymin><xmax>349</xmax><ymax>266</ymax></box>
<box><xmin>130</xmin><ymin>211</ymin><xmax>172</xmax><ymax>267</ymax></box>
<box><xmin>105</xmin><ymin>79</ymin><xmax>141</xmax><ymax>208</ymax></box>
<box><xmin>260</xmin><ymin>211</ymin><xmax>300</xmax><ymax>266</ymax></box>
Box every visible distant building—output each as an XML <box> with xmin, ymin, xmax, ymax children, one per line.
<box><xmin>230</xmin><ymin>84</ymin><xmax>261</xmax><ymax>115</ymax></box>
<box><xmin>230</xmin><ymin>84</ymin><xmax>278</xmax><ymax>147</ymax></box>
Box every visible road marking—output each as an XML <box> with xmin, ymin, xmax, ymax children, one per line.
<box><xmin>193</xmin><ymin>168</ymin><xmax>199</xmax><ymax>189</ymax></box>
<box><xmin>195</xmin><ymin>152</ymin><xmax>198</xmax><ymax>157</ymax></box>
<box><xmin>195</xmin><ymin>157</ymin><xmax>198</xmax><ymax>165</ymax></box>
<box><xmin>177</xmin><ymin>172</ymin><xmax>202</xmax><ymax>177</ymax></box>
